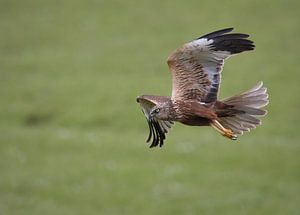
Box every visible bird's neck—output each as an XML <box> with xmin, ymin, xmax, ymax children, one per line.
<box><xmin>164</xmin><ymin>99</ymin><xmax>178</xmax><ymax>121</ymax></box>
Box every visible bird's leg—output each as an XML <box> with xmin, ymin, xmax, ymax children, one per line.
<box><xmin>210</xmin><ymin>120</ymin><xmax>237</xmax><ymax>140</ymax></box>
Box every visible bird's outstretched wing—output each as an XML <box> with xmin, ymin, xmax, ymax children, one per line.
<box><xmin>136</xmin><ymin>96</ymin><xmax>174</xmax><ymax>148</ymax></box>
<box><xmin>167</xmin><ymin>28</ymin><xmax>255</xmax><ymax>103</ymax></box>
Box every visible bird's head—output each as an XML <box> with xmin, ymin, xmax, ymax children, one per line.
<box><xmin>150</xmin><ymin>105</ymin><xmax>170</xmax><ymax>120</ymax></box>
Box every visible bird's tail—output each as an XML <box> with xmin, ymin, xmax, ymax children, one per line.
<box><xmin>218</xmin><ymin>81</ymin><xmax>269</xmax><ymax>136</ymax></box>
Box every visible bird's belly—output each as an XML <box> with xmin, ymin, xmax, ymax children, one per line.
<box><xmin>180</xmin><ymin>116</ymin><xmax>210</xmax><ymax>126</ymax></box>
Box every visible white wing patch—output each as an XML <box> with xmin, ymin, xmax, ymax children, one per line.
<box><xmin>168</xmin><ymin>28</ymin><xmax>254</xmax><ymax>103</ymax></box>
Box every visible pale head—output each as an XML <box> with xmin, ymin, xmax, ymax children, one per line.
<box><xmin>150</xmin><ymin>103</ymin><xmax>172</xmax><ymax>121</ymax></box>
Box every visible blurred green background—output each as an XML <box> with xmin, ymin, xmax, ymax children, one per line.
<box><xmin>1</xmin><ymin>0</ymin><xmax>299</xmax><ymax>214</ymax></box>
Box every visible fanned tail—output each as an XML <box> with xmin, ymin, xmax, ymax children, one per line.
<box><xmin>218</xmin><ymin>81</ymin><xmax>269</xmax><ymax>136</ymax></box>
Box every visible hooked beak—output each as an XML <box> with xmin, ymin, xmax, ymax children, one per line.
<box><xmin>149</xmin><ymin>111</ymin><xmax>155</xmax><ymax>118</ymax></box>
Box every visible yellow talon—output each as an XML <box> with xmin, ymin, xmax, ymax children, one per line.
<box><xmin>211</xmin><ymin>120</ymin><xmax>237</xmax><ymax>140</ymax></box>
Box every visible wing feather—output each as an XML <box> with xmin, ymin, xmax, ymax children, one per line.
<box><xmin>167</xmin><ymin>28</ymin><xmax>255</xmax><ymax>103</ymax></box>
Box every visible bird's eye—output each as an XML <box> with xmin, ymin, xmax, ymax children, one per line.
<box><xmin>154</xmin><ymin>108</ymin><xmax>160</xmax><ymax>113</ymax></box>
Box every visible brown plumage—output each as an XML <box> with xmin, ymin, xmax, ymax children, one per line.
<box><xmin>137</xmin><ymin>28</ymin><xmax>269</xmax><ymax>147</ymax></box>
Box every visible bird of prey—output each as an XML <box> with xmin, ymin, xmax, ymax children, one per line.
<box><xmin>136</xmin><ymin>28</ymin><xmax>269</xmax><ymax>147</ymax></box>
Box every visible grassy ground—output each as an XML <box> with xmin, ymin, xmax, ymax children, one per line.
<box><xmin>1</xmin><ymin>0</ymin><xmax>300</xmax><ymax>214</ymax></box>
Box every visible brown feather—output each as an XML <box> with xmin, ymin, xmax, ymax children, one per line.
<box><xmin>167</xmin><ymin>29</ymin><xmax>255</xmax><ymax>103</ymax></box>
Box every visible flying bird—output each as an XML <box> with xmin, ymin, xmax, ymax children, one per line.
<box><xmin>136</xmin><ymin>28</ymin><xmax>269</xmax><ymax>147</ymax></box>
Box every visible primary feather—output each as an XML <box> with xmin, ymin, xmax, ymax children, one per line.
<box><xmin>167</xmin><ymin>28</ymin><xmax>254</xmax><ymax>103</ymax></box>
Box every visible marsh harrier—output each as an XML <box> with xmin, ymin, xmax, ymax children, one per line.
<box><xmin>137</xmin><ymin>28</ymin><xmax>268</xmax><ymax>147</ymax></box>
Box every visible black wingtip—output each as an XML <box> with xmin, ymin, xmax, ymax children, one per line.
<box><xmin>198</xmin><ymin>27</ymin><xmax>234</xmax><ymax>40</ymax></box>
<box><xmin>146</xmin><ymin>120</ymin><xmax>153</xmax><ymax>143</ymax></box>
<box><xmin>147</xmin><ymin>119</ymin><xmax>166</xmax><ymax>148</ymax></box>
<box><xmin>209</xmin><ymin>37</ymin><xmax>255</xmax><ymax>54</ymax></box>
<box><xmin>197</xmin><ymin>28</ymin><xmax>256</xmax><ymax>54</ymax></box>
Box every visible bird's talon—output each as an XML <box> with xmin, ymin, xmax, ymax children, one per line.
<box><xmin>223</xmin><ymin>129</ymin><xmax>237</xmax><ymax>140</ymax></box>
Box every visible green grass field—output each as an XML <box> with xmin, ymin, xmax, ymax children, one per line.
<box><xmin>1</xmin><ymin>0</ymin><xmax>300</xmax><ymax>214</ymax></box>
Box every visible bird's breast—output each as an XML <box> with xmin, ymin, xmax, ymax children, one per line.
<box><xmin>179</xmin><ymin>116</ymin><xmax>210</xmax><ymax>126</ymax></box>
<box><xmin>173</xmin><ymin>100</ymin><xmax>216</xmax><ymax>126</ymax></box>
